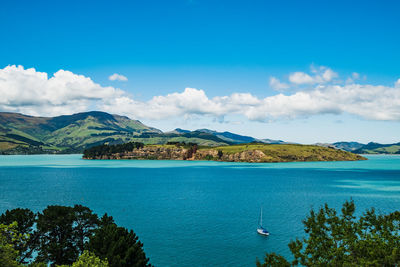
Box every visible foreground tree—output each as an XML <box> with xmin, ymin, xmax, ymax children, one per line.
<box><xmin>57</xmin><ymin>250</ymin><xmax>109</xmax><ymax>267</ymax></box>
<box><xmin>0</xmin><ymin>206</ymin><xmax>149</xmax><ymax>266</ymax></box>
<box><xmin>257</xmin><ymin>200</ymin><xmax>400</xmax><ymax>266</ymax></box>
<box><xmin>36</xmin><ymin>206</ymin><xmax>78</xmax><ymax>265</ymax></box>
<box><xmin>0</xmin><ymin>208</ymin><xmax>37</xmax><ymax>263</ymax></box>
<box><xmin>0</xmin><ymin>222</ymin><xmax>27</xmax><ymax>267</ymax></box>
<box><xmin>87</xmin><ymin>215</ymin><xmax>150</xmax><ymax>267</ymax></box>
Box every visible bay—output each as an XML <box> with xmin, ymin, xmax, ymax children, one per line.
<box><xmin>0</xmin><ymin>155</ymin><xmax>399</xmax><ymax>266</ymax></box>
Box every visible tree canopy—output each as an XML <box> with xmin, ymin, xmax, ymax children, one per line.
<box><xmin>0</xmin><ymin>205</ymin><xmax>150</xmax><ymax>267</ymax></box>
<box><xmin>83</xmin><ymin>142</ymin><xmax>144</xmax><ymax>158</ymax></box>
<box><xmin>257</xmin><ymin>200</ymin><xmax>400</xmax><ymax>266</ymax></box>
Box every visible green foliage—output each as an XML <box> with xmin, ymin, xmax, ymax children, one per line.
<box><xmin>87</xmin><ymin>223</ymin><xmax>150</xmax><ymax>267</ymax></box>
<box><xmin>36</xmin><ymin>206</ymin><xmax>79</xmax><ymax>265</ymax></box>
<box><xmin>72</xmin><ymin>250</ymin><xmax>109</xmax><ymax>267</ymax></box>
<box><xmin>0</xmin><ymin>208</ymin><xmax>36</xmax><ymax>263</ymax></box>
<box><xmin>259</xmin><ymin>200</ymin><xmax>400</xmax><ymax>266</ymax></box>
<box><xmin>56</xmin><ymin>250</ymin><xmax>109</xmax><ymax>267</ymax></box>
<box><xmin>0</xmin><ymin>222</ymin><xmax>26</xmax><ymax>267</ymax></box>
<box><xmin>256</xmin><ymin>252</ymin><xmax>290</xmax><ymax>267</ymax></box>
<box><xmin>0</xmin><ymin>206</ymin><xmax>149</xmax><ymax>266</ymax></box>
<box><xmin>83</xmin><ymin>142</ymin><xmax>144</xmax><ymax>158</ymax></box>
<box><xmin>36</xmin><ymin>205</ymin><xmax>99</xmax><ymax>265</ymax></box>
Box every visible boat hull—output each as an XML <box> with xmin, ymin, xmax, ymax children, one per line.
<box><xmin>257</xmin><ymin>228</ymin><xmax>269</xmax><ymax>236</ymax></box>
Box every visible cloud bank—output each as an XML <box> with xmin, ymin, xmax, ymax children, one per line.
<box><xmin>1</xmin><ymin>65</ymin><xmax>399</xmax><ymax>122</ymax></box>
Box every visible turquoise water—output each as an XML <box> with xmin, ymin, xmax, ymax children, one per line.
<box><xmin>0</xmin><ymin>155</ymin><xmax>399</xmax><ymax>266</ymax></box>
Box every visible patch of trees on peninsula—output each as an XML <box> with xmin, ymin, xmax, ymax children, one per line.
<box><xmin>0</xmin><ymin>205</ymin><xmax>150</xmax><ymax>266</ymax></box>
<box><xmin>83</xmin><ymin>142</ymin><xmax>145</xmax><ymax>158</ymax></box>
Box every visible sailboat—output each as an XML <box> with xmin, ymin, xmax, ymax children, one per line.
<box><xmin>257</xmin><ymin>207</ymin><xmax>270</xmax><ymax>236</ymax></box>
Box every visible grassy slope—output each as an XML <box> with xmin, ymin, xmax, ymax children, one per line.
<box><xmin>206</xmin><ymin>143</ymin><xmax>366</xmax><ymax>162</ymax></box>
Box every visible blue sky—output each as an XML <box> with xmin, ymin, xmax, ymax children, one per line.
<box><xmin>0</xmin><ymin>0</ymin><xmax>399</xmax><ymax>143</ymax></box>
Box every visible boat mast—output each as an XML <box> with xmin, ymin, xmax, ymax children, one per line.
<box><xmin>260</xmin><ymin>207</ymin><xmax>263</xmax><ymax>227</ymax></box>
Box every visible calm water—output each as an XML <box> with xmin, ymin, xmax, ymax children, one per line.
<box><xmin>0</xmin><ymin>155</ymin><xmax>399</xmax><ymax>266</ymax></box>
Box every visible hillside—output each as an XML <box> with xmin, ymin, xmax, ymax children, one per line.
<box><xmin>83</xmin><ymin>142</ymin><xmax>366</xmax><ymax>163</ymax></box>
<box><xmin>168</xmin><ymin>128</ymin><xmax>285</xmax><ymax>144</ymax></box>
<box><xmin>332</xmin><ymin>142</ymin><xmax>365</xmax><ymax>152</ymax></box>
<box><xmin>352</xmin><ymin>142</ymin><xmax>400</xmax><ymax>154</ymax></box>
<box><xmin>330</xmin><ymin>141</ymin><xmax>400</xmax><ymax>154</ymax></box>
<box><xmin>0</xmin><ymin>112</ymin><xmax>232</xmax><ymax>154</ymax></box>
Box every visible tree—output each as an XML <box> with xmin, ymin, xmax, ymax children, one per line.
<box><xmin>0</xmin><ymin>222</ymin><xmax>26</xmax><ymax>267</ymax></box>
<box><xmin>36</xmin><ymin>206</ymin><xmax>78</xmax><ymax>265</ymax></box>
<box><xmin>0</xmin><ymin>206</ymin><xmax>150</xmax><ymax>266</ymax></box>
<box><xmin>36</xmin><ymin>205</ymin><xmax>100</xmax><ymax>266</ymax></box>
<box><xmin>0</xmin><ymin>208</ymin><xmax>36</xmax><ymax>263</ymax></box>
<box><xmin>217</xmin><ymin>150</ymin><xmax>223</xmax><ymax>159</ymax></box>
<box><xmin>257</xmin><ymin>200</ymin><xmax>400</xmax><ymax>266</ymax></box>
<box><xmin>72</xmin><ymin>205</ymin><xmax>99</xmax><ymax>254</ymax></box>
<box><xmin>56</xmin><ymin>250</ymin><xmax>109</xmax><ymax>267</ymax></box>
<box><xmin>71</xmin><ymin>250</ymin><xmax>109</xmax><ymax>267</ymax></box>
<box><xmin>256</xmin><ymin>253</ymin><xmax>290</xmax><ymax>267</ymax></box>
<box><xmin>87</xmin><ymin>223</ymin><xmax>150</xmax><ymax>267</ymax></box>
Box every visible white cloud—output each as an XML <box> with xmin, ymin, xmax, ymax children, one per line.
<box><xmin>321</xmin><ymin>68</ymin><xmax>338</xmax><ymax>82</ymax></box>
<box><xmin>1</xmin><ymin>65</ymin><xmax>400</xmax><ymax>123</ymax></box>
<box><xmin>269</xmin><ymin>77</ymin><xmax>289</xmax><ymax>91</ymax></box>
<box><xmin>289</xmin><ymin>72</ymin><xmax>315</xmax><ymax>84</ymax></box>
<box><xmin>0</xmin><ymin>65</ymin><xmax>123</xmax><ymax>116</ymax></box>
<box><xmin>289</xmin><ymin>66</ymin><xmax>338</xmax><ymax>84</ymax></box>
<box><xmin>395</xmin><ymin>79</ymin><xmax>400</xmax><ymax>88</ymax></box>
<box><xmin>108</xmin><ymin>73</ymin><xmax>128</xmax><ymax>81</ymax></box>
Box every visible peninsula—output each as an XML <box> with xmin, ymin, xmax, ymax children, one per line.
<box><xmin>82</xmin><ymin>142</ymin><xmax>366</xmax><ymax>163</ymax></box>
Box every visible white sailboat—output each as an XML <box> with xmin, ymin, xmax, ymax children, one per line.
<box><xmin>257</xmin><ymin>207</ymin><xmax>269</xmax><ymax>236</ymax></box>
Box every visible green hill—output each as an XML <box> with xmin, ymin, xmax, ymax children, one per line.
<box><xmin>330</xmin><ymin>141</ymin><xmax>400</xmax><ymax>154</ymax></box>
<box><xmin>352</xmin><ymin>142</ymin><xmax>400</xmax><ymax>154</ymax></box>
<box><xmin>0</xmin><ymin>111</ymin><xmax>231</xmax><ymax>154</ymax></box>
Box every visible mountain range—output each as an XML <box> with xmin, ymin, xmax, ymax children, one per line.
<box><xmin>321</xmin><ymin>142</ymin><xmax>400</xmax><ymax>154</ymax></box>
<box><xmin>0</xmin><ymin>111</ymin><xmax>398</xmax><ymax>154</ymax></box>
<box><xmin>0</xmin><ymin>111</ymin><xmax>284</xmax><ymax>154</ymax></box>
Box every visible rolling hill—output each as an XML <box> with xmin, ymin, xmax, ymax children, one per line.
<box><xmin>352</xmin><ymin>142</ymin><xmax>400</xmax><ymax>154</ymax></box>
<box><xmin>0</xmin><ymin>111</ymin><xmax>238</xmax><ymax>154</ymax></box>
<box><xmin>329</xmin><ymin>141</ymin><xmax>400</xmax><ymax>154</ymax></box>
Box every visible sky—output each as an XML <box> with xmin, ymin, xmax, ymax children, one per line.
<box><xmin>0</xmin><ymin>0</ymin><xmax>399</xmax><ymax>143</ymax></box>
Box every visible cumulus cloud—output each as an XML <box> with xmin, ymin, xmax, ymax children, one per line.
<box><xmin>0</xmin><ymin>65</ymin><xmax>123</xmax><ymax>116</ymax></box>
<box><xmin>289</xmin><ymin>66</ymin><xmax>338</xmax><ymax>85</ymax></box>
<box><xmin>1</xmin><ymin>65</ymin><xmax>400</xmax><ymax>122</ymax></box>
<box><xmin>289</xmin><ymin>72</ymin><xmax>315</xmax><ymax>84</ymax></box>
<box><xmin>108</xmin><ymin>73</ymin><xmax>128</xmax><ymax>81</ymax></box>
<box><xmin>269</xmin><ymin>77</ymin><xmax>289</xmax><ymax>91</ymax></box>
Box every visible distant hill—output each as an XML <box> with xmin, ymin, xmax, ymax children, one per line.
<box><xmin>352</xmin><ymin>142</ymin><xmax>400</xmax><ymax>154</ymax></box>
<box><xmin>0</xmin><ymin>111</ymin><xmax>163</xmax><ymax>154</ymax></box>
<box><xmin>0</xmin><ymin>112</ymin><xmax>237</xmax><ymax>154</ymax></box>
<box><xmin>328</xmin><ymin>141</ymin><xmax>400</xmax><ymax>154</ymax></box>
<box><xmin>332</xmin><ymin>142</ymin><xmax>365</xmax><ymax>151</ymax></box>
<box><xmin>167</xmin><ymin>128</ymin><xmax>285</xmax><ymax>144</ymax></box>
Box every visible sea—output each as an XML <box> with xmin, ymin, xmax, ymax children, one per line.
<box><xmin>0</xmin><ymin>154</ymin><xmax>399</xmax><ymax>266</ymax></box>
